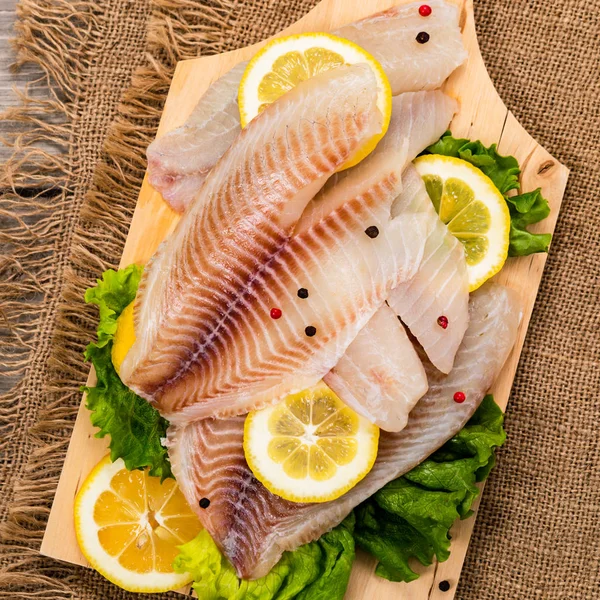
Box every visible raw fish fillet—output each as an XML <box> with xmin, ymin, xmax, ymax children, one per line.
<box><xmin>297</xmin><ymin>90</ymin><xmax>458</xmax><ymax>234</ymax></box>
<box><xmin>147</xmin><ymin>62</ymin><xmax>247</xmax><ymax>212</ymax></box>
<box><xmin>309</xmin><ymin>91</ymin><xmax>458</xmax><ymax>432</ymax></box>
<box><xmin>388</xmin><ymin>164</ymin><xmax>469</xmax><ymax>373</ymax></box>
<box><xmin>124</xmin><ymin>87</ymin><xmax>455</xmax><ymax>425</ymax></box>
<box><xmin>168</xmin><ymin>283</ymin><xmax>521</xmax><ymax>579</ymax></box>
<box><xmin>324</xmin><ymin>303</ymin><xmax>427</xmax><ymax>432</ymax></box>
<box><xmin>147</xmin><ymin>0</ymin><xmax>467</xmax><ymax>212</ymax></box>
<box><xmin>335</xmin><ymin>0</ymin><xmax>467</xmax><ymax>95</ymax></box>
<box><xmin>120</xmin><ymin>65</ymin><xmax>383</xmax><ymax>414</ymax></box>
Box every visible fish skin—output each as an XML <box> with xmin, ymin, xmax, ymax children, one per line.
<box><xmin>335</xmin><ymin>0</ymin><xmax>468</xmax><ymax>95</ymax></box>
<box><xmin>120</xmin><ymin>64</ymin><xmax>383</xmax><ymax>412</ymax></box>
<box><xmin>388</xmin><ymin>164</ymin><xmax>470</xmax><ymax>374</ymax></box>
<box><xmin>168</xmin><ymin>283</ymin><xmax>521</xmax><ymax>579</ymax></box>
<box><xmin>147</xmin><ymin>0</ymin><xmax>467</xmax><ymax>213</ymax></box>
<box><xmin>324</xmin><ymin>303</ymin><xmax>428</xmax><ymax>432</ymax></box>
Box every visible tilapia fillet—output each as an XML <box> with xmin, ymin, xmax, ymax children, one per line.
<box><xmin>304</xmin><ymin>91</ymin><xmax>457</xmax><ymax>432</ymax></box>
<box><xmin>168</xmin><ymin>283</ymin><xmax>521</xmax><ymax>579</ymax></box>
<box><xmin>147</xmin><ymin>0</ymin><xmax>467</xmax><ymax>212</ymax></box>
<box><xmin>324</xmin><ymin>303</ymin><xmax>427</xmax><ymax>432</ymax></box>
<box><xmin>146</xmin><ymin>62</ymin><xmax>248</xmax><ymax>212</ymax></box>
<box><xmin>388</xmin><ymin>164</ymin><xmax>469</xmax><ymax>373</ymax></box>
<box><xmin>120</xmin><ymin>65</ymin><xmax>382</xmax><ymax>411</ymax></box>
<box><xmin>125</xmin><ymin>89</ymin><xmax>455</xmax><ymax>425</ymax></box>
<box><xmin>336</xmin><ymin>0</ymin><xmax>467</xmax><ymax>95</ymax></box>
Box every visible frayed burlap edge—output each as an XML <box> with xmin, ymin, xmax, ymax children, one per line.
<box><xmin>0</xmin><ymin>1</ymin><xmax>236</xmax><ymax>597</ymax></box>
<box><xmin>0</xmin><ymin>4</ymin><xmax>97</xmax><ymax>596</ymax></box>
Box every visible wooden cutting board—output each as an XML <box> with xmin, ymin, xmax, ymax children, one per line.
<box><xmin>41</xmin><ymin>0</ymin><xmax>569</xmax><ymax>597</ymax></box>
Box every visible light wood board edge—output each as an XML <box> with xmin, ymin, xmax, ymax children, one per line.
<box><xmin>41</xmin><ymin>0</ymin><xmax>568</xmax><ymax>598</ymax></box>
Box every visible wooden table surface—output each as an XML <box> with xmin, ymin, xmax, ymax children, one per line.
<box><xmin>0</xmin><ymin>0</ymin><xmax>47</xmax><ymax>164</ymax></box>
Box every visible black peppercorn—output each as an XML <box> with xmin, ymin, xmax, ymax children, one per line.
<box><xmin>365</xmin><ymin>225</ymin><xmax>379</xmax><ymax>239</ymax></box>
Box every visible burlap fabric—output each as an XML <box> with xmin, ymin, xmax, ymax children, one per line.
<box><xmin>0</xmin><ymin>0</ymin><xmax>598</xmax><ymax>598</ymax></box>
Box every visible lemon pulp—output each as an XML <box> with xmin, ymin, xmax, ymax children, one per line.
<box><xmin>414</xmin><ymin>155</ymin><xmax>510</xmax><ymax>291</ymax></box>
<box><xmin>244</xmin><ymin>382</ymin><xmax>379</xmax><ymax>503</ymax></box>
<box><xmin>75</xmin><ymin>456</ymin><xmax>201</xmax><ymax>592</ymax></box>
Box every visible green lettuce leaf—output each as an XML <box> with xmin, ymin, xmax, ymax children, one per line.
<box><xmin>425</xmin><ymin>132</ymin><xmax>551</xmax><ymax>256</ymax></box>
<box><xmin>174</xmin><ymin>514</ymin><xmax>355</xmax><ymax>600</ymax></box>
<box><xmin>83</xmin><ymin>265</ymin><xmax>172</xmax><ymax>479</ymax></box>
<box><xmin>505</xmin><ymin>189</ymin><xmax>552</xmax><ymax>255</ymax></box>
<box><xmin>84</xmin><ymin>265</ymin><xmax>143</xmax><ymax>348</ymax></box>
<box><xmin>354</xmin><ymin>395</ymin><xmax>505</xmax><ymax>583</ymax></box>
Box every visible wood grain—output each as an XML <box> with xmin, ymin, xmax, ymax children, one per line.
<box><xmin>41</xmin><ymin>0</ymin><xmax>569</xmax><ymax>598</ymax></box>
<box><xmin>0</xmin><ymin>0</ymin><xmax>55</xmax><ymax>164</ymax></box>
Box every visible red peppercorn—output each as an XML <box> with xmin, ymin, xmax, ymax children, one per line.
<box><xmin>419</xmin><ymin>4</ymin><xmax>432</xmax><ymax>16</ymax></box>
<box><xmin>270</xmin><ymin>308</ymin><xmax>282</xmax><ymax>319</ymax></box>
<box><xmin>453</xmin><ymin>391</ymin><xmax>466</xmax><ymax>403</ymax></box>
<box><xmin>437</xmin><ymin>315</ymin><xmax>449</xmax><ymax>329</ymax></box>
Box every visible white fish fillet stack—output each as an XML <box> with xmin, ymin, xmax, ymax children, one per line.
<box><xmin>125</xmin><ymin>0</ymin><xmax>521</xmax><ymax>583</ymax></box>
<box><xmin>125</xmin><ymin>85</ymin><xmax>458</xmax><ymax>426</ymax></box>
<box><xmin>147</xmin><ymin>0</ymin><xmax>467</xmax><ymax>213</ymax></box>
<box><xmin>389</xmin><ymin>164</ymin><xmax>470</xmax><ymax>374</ymax></box>
<box><xmin>121</xmin><ymin>65</ymin><xmax>384</xmax><ymax>416</ymax></box>
<box><xmin>168</xmin><ymin>283</ymin><xmax>522</xmax><ymax>579</ymax></box>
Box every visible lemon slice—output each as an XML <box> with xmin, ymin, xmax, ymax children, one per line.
<box><xmin>414</xmin><ymin>155</ymin><xmax>511</xmax><ymax>291</ymax></box>
<box><xmin>111</xmin><ymin>300</ymin><xmax>135</xmax><ymax>374</ymax></box>
<box><xmin>238</xmin><ymin>32</ymin><xmax>392</xmax><ymax>170</ymax></box>
<box><xmin>244</xmin><ymin>381</ymin><xmax>379</xmax><ymax>503</ymax></box>
<box><xmin>74</xmin><ymin>455</ymin><xmax>202</xmax><ymax>593</ymax></box>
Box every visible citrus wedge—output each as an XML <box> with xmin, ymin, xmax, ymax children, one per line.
<box><xmin>414</xmin><ymin>155</ymin><xmax>511</xmax><ymax>291</ymax></box>
<box><xmin>111</xmin><ymin>300</ymin><xmax>135</xmax><ymax>374</ymax></box>
<box><xmin>238</xmin><ymin>32</ymin><xmax>392</xmax><ymax>170</ymax></box>
<box><xmin>244</xmin><ymin>381</ymin><xmax>379</xmax><ymax>503</ymax></box>
<box><xmin>74</xmin><ymin>455</ymin><xmax>202</xmax><ymax>593</ymax></box>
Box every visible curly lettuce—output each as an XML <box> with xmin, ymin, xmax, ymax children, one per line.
<box><xmin>425</xmin><ymin>133</ymin><xmax>552</xmax><ymax>256</ymax></box>
<box><xmin>83</xmin><ymin>265</ymin><xmax>172</xmax><ymax>480</ymax></box>
<box><xmin>354</xmin><ymin>395</ymin><xmax>505</xmax><ymax>582</ymax></box>
<box><xmin>174</xmin><ymin>514</ymin><xmax>355</xmax><ymax>600</ymax></box>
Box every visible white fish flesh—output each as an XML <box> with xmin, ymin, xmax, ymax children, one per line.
<box><xmin>310</xmin><ymin>90</ymin><xmax>458</xmax><ymax>432</ymax></box>
<box><xmin>120</xmin><ymin>65</ymin><xmax>383</xmax><ymax>417</ymax></box>
<box><xmin>324</xmin><ymin>303</ymin><xmax>427</xmax><ymax>432</ymax></box>
<box><xmin>335</xmin><ymin>0</ymin><xmax>467</xmax><ymax>95</ymax></box>
<box><xmin>147</xmin><ymin>62</ymin><xmax>247</xmax><ymax>212</ymax></box>
<box><xmin>147</xmin><ymin>0</ymin><xmax>467</xmax><ymax>212</ymax></box>
<box><xmin>388</xmin><ymin>164</ymin><xmax>469</xmax><ymax>373</ymax></box>
<box><xmin>168</xmin><ymin>283</ymin><xmax>521</xmax><ymax>579</ymax></box>
<box><xmin>296</xmin><ymin>90</ymin><xmax>458</xmax><ymax>234</ymax></box>
<box><xmin>124</xmin><ymin>89</ymin><xmax>455</xmax><ymax>425</ymax></box>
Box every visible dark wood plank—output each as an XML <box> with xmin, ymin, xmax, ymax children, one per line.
<box><xmin>0</xmin><ymin>0</ymin><xmax>55</xmax><ymax>164</ymax></box>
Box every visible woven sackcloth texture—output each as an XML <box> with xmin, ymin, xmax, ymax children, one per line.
<box><xmin>0</xmin><ymin>0</ymin><xmax>598</xmax><ymax>598</ymax></box>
